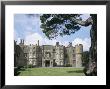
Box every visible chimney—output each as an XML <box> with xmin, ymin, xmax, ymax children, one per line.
<box><xmin>22</xmin><ymin>39</ymin><xmax>24</xmax><ymax>44</ymax></box>
<box><xmin>38</xmin><ymin>40</ymin><xmax>39</xmax><ymax>46</ymax></box>
<box><xmin>20</xmin><ymin>39</ymin><xmax>22</xmax><ymax>44</ymax></box>
<box><xmin>56</xmin><ymin>42</ymin><xmax>59</xmax><ymax>46</ymax></box>
<box><xmin>69</xmin><ymin>42</ymin><xmax>72</xmax><ymax>46</ymax></box>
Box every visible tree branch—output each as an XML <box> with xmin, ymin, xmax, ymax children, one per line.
<box><xmin>71</xmin><ymin>17</ymin><xmax>93</xmax><ymax>26</ymax></box>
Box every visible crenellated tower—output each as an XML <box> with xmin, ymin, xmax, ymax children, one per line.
<box><xmin>75</xmin><ymin>44</ymin><xmax>83</xmax><ymax>67</ymax></box>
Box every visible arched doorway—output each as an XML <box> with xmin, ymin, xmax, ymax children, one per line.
<box><xmin>45</xmin><ymin>60</ymin><xmax>50</xmax><ymax>67</ymax></box>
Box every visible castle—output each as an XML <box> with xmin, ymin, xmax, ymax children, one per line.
<box><xmin>14</xmin><ymin>39</ymin><xmax>83</xmax><ymax>68</ymax></box>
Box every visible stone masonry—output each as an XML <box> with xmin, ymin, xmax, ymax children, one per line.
<box><xmin>14</xmin><ymin>39</ymin><xmax>83</xmax><ymax>68</ymax></box>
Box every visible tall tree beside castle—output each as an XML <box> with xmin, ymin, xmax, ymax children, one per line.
<box><xmin>82</xmin><ymin>51</ymin><xmax>89</xmax><ymax>66</ymax></box>
<box><xmin>40</xmin><ymin>14</ymin><xmax>97</xmax><ymax>76</ymax></box>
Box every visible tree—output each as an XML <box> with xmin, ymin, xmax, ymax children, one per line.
<box><xmin>40</xmin><ymin>14</ymin><xmax>97</xmax><ymax>76</ymax></box>
<box><xmin>82</xmin><ymin>51</ymin><xmax>89</xmax><ymax>66</ymax></box>
<box><xmin>40</xmin><ymin>14</ymin><xmax>92</xmax><ymax>39</ymax></box>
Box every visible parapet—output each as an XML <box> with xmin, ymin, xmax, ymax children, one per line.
<box><xmin>75</xmin><ymin>44</ymin><xmax>83</xmax><ymax>54</ymax></box>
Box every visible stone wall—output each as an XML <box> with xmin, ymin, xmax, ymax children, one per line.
<box><xmin>75</xmin><ymin>44</ymin><xmax>83</xmax><ymax>67</ymax></box>
<box><xmin>14</xmin><ymin>40</ymin><xmax>83</xmax><ymax>68</ymax></box>
<box><xmin>14</xmin><ymin>43</ymin><xmax>27</xmax><ymax>67</ymax></box>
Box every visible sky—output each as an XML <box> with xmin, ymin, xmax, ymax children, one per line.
<box><xmin>14</xmin><ymin>14</ymin><xmax>91</xmax><ymax>51</ymax></box>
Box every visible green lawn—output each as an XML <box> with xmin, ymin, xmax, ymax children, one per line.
<box><xmin>16</xmin><ymin>67</ymin><xmax>85</xmax><ymax>76</ymax></box>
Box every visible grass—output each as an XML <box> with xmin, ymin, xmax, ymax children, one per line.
<box><xmin>16</xmin><ymin>67</ymin><xmax>85</xmax><ymax>76</ymax></box>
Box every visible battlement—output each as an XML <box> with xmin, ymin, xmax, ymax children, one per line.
<box><xmin>75</xmin><ymin>44</ymin><xmax>83</xmax><ymax>54</ymax></box>
<box><xmin>19</xmin><ymin>39</ymin><xmax>24</xmax><ymax>45</ymax></box>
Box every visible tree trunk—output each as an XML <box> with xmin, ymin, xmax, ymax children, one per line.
<box><xmin>84</xmin><ymin>14</ymin><xmax>97</xmax><ymax>76</ymax></box>
<box><xmin>71</xmin><ymin>15</ymin><xmax>97</xmax><ymax>76</ymax></box>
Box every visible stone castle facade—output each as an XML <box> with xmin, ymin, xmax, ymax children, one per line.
<box><xmin>14</xmin><ymin>39</ymin><xmax>83</xmax><ymax>68</ymax></box>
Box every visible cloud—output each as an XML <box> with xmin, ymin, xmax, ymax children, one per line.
<box><xmin>14</xmin><ymin>14</ymin><xmax>41</xmax><ymax>39</ymax></box>
<box><xmin>18</xmin><ymin>33</ymin><xmax>91</xmax><ymax>51</ymax></box>
<box><xmin>23</xmin><ymin>32</ymin><xmax>91</xmax><ymax>51</ymax></box>
<box><xmin>43</xmin><ymin>38</ymin><xmax>57</xmax><ymax>46</ymax></box>
<box><xmin>25</xmin><ymin>33</ymin><xmax>91</xmax><ymax>51</ymax></box>
<box><xmin>72</xmin><ymin>38</ymin><xmax>91</xmax><ymax>51</ymax></box>
<box><xmin>24</xmin><ymin>32</ymin><xmax>69</xmax><ymax>46</ymax></box>
<box><xmin>14</xmin><ymin>30</ymin><xmax>18</xmax><ymax>40</ymax></box>
<box><xmin>24</xmin><ymin>32</ymin><xmax>57</xmax><ymax>45</ymax></box>
<box><xmin>25</xmin><ymin>33</ymin><xmax>43</xmax><ymax>45</ymax></box>
<box><xmin>17</xmin><ymin>38</ymin><xmax>21</xmax><ymax>44</ymax></box>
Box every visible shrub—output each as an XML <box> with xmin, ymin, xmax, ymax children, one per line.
<box><xmin>64</xmin><ymin>64</ymin><xmax>72</xmax><ymax>67</ymax></box>
<box><xmin>27</xmin><ymin>64</ymin><xmax>33</xmax><ymax>68</ymax></box>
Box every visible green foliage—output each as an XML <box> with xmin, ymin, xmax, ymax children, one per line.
<box><xmin>14</xmin><ymin>67</ymin><xmax>26</xmax><ymax>76</ymax></box>
<box><xmin>27</xmin><ymin>64</ymin><xmax>33</xmax><ymax>68</ymax></box>
<box><xmin>82</xmin><ymin>51</ymin><xmax>89</xmax><ymax>66</ymax></box>
<box><xmin>40</xmin><ymin>14</ymin><xmax>81</xmax><ymax>39</ymax></box>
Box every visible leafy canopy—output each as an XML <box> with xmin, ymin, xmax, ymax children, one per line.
<box><xmin>40</xmin><ymin>14</ymin><xmax>83</xmax><ymax>39</ymax></box>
